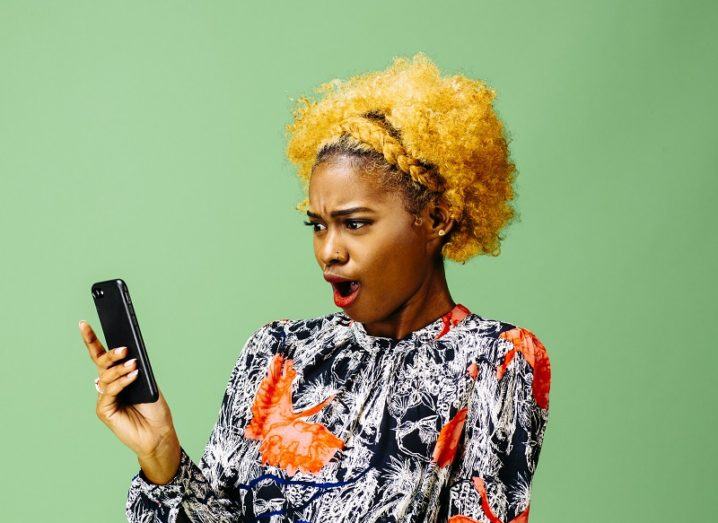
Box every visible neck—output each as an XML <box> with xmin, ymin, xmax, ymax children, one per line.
<box><xmin>362</xmin><ymin>261</ymin><xmax>455</xmax><ymax>340</ymax></box>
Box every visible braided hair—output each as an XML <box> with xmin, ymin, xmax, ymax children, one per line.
<box><xmin>286</xmin><ymin>53</ymin><xmax>518</xmax><ymax>263</ymax></box>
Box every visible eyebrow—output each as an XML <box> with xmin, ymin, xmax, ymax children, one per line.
<box><xmin>306</xmin><ymin>207</ymin><xmax>375</xmax><ymax>218</ymax></box>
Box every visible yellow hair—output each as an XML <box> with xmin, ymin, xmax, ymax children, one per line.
<box><xmin>285</xmin><ymin>53</ymin><xmax>518</xmax><ymax>263</ymax></box>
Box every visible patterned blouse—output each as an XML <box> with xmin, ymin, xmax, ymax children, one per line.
<box><xmin>125</xmin><ymin>303</ymin><xmax>552</xmax><ymax>523</ymax></box>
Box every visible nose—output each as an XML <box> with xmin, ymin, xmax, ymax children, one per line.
<box><xmin>318</xmin><ymin>228</ymin><xmax>348</xmax><ymax>269</ymax></box>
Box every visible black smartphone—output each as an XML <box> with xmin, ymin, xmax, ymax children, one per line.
<box><xmin>91</xmin><ymin>278</ymin><xmax>159</xmax><ymax>404</ymax></box>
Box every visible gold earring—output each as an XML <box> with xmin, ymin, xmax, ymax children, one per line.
<box><xmin>438</xmin><ymin>230</ymin><xmax>446</xmax><ymax>236</ymax></box>
<box><xmin>414</xmin><ymin>217</ymin><xmax>423</xmax><ymax>226</ymax></box>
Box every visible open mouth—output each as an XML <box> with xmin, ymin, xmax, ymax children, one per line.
<box><xmin>334</xmin><ymin>280</ymin><xmax>360</xmax><ymax>297</ymax></box>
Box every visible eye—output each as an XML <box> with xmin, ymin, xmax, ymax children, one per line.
<box><xmin>345</xmin><ymin>219</ymin><xmax>369</xmax><ymax>230</ymax></box>
<box><xmin>303</xmin><ymin>220</ymin><xmax>326</xmax><ymax>233</ymax></box>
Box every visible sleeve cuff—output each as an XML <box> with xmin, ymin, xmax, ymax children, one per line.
<box><xmin>129</xmin><ymin>446</ymin><xmax>193</xmax><ymax>507</ymax></box>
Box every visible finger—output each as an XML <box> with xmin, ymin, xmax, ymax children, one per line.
<box><xmin>96</xmin><ymin>345</ymin><xmax>130</xmax><ymax>370</ymax></box>
<box><xmin>79</xmin><ymin>321</ymin><xmax>107</xmax><ymax>364</ymax></box>
<box><xmin>98</xmin><ymin>357</ymin><xmax>137</xmax><ymax>389</ymax></box>
<box><xmin>97</xmin><ymin>367</ymin><xmax>140</xmax><ymax>411</ymax></box>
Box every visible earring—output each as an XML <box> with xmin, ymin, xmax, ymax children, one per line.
<box><xmin>438</xmin><ymin>230</ymin><xmax>446</xmax><ymax>236</ymax></box>
<box><xmin>414</xmin><ymin>217</ymin><xmax>423</xmax><ymax>226</ymax></box>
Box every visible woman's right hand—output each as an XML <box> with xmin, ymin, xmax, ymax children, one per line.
<box><xmin>79</xmin><ymin>320</ymin><xmax>180</xmax><ymax>473</ymax></box>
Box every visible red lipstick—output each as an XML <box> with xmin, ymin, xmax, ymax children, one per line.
<box><xmin>323</xmin><ymin>273</ymin><xmax>361</xmax><ymax>308</ymax></box>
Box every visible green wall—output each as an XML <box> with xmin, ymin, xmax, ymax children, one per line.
<box><xmin>1</xmin><ymin>1</ymin><xmax>715</xmax><ymax>520</ymax></box>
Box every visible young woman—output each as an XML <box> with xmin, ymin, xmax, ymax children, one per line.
<box><xmin>80</xmin><ymin>53</ymin><xmax>552</xmax><ymax>523</ymax></box>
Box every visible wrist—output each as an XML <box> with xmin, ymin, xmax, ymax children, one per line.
<box><xmin>137</xmin><ymin>432</ymin><xmax>181</xmax><ymax>485</ymax></box>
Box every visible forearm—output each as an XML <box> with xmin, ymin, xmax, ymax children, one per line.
<box><xmin>137</xmin><ymin>430</ymin><xmax>182</xmax><ymax>485</ymax></box>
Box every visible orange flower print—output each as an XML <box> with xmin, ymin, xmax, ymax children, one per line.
<box><xmin>496</xmin><ymin>350</ymin><xmax>517</xmax><ymax>381</ymax></box>
<box><xmin>511</xmin><ymin>506</ymin><xmax>530</xmax><ymax>523</ymax></box>
<box><xmin>496</xmin><ymin>327</ymin><xmax>551</xmax><ymax>410</ymax></box>
<box><xmin>432</xmin><ymin>407</ymin><xmax>468</xmax><ymax>468</ymax></box>
<box><xmin>467</xmin><ymin>361</ymin><xmax>480</xmax><ymax>380</ymax></box>
<box><xmin>244</xmin><ymin>354</ymin><xmax>344</xmax><ymax>476</ymax></box>
<box><xmin>453</xmin><ymin>476</ymin><xmax>530</xmax><ymax>523</ymax></box>
<box><xmin>471</xmin><ymin>476</ymin><xmax>503</xmax><ymax>523</ymax></box>
<box><xmin>436</xmin><ymin>303</ymin><xmax>472</xmax><ymax>339</ymax></box>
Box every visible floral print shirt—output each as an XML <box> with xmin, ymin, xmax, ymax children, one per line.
<box><xmin>125</xmin><ymin>303</ymin><xmax>552</xmax><ymax>523</ymax></box>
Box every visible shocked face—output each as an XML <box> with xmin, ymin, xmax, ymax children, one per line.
<box><xmin>306</xmin><ymin>156</ymin><xmax>434</xmax><ymax>324</ymax></box>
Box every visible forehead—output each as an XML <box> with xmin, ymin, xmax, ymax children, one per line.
<box><xmin>308</xmin><ymin>158</ymin><xmax>394</xmax><ymax>209</ymax></box>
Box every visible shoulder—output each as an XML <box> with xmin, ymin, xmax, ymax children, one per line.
<box><xmin>454</xmin><ymin>313</ymin><xmax>552</xmax><ymax>408</ymax></box>
<box><xmin>264</xmin><ymin>310</ymin><xmax>347</xmax><ymax>339</ymax></box>
<box><xmin>278</xmin><ymin>310</ymin><xmax>348</xmax><ymax>338</ymax></box>
<box><xmin>246</xmin><ymin>311</ymin><xmax>348</xmax><ymax>353</ymax></box>
<box><xmin>489</xmin><ymin>318</ymin><xmax>552</xmax><ymax>411</ymax></box>
<box><xmin>456</xmin><ymin>313</ymin><xmax>550</xmax><ymax>360</ymax></box>
<box><xmin>494</xmin><ymin>320</ymin><xmax>551</xmax><ymax>376</ymax></box>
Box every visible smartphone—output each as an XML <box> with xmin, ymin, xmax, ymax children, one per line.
<box><xmin>91</xmin><ymin>278</ymin><xmax>159</xmax><ymax>404</ymax></box>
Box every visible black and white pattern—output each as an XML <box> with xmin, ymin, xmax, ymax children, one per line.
<box><xmin>125</xmin><ymin>305</ymin><xmax>551</xmax><ymax>523</ymax></box>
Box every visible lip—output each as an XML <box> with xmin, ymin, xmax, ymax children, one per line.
<box><xmin>323</xmin><ymin>273</ymin><xmax>361</xmax><ymax>308</ymax></box>
<box><xmin>322</xmin><ymin>273</ymin><xmax>356</xmax><ymax>283</ymax></box>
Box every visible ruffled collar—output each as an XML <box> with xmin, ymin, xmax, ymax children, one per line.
<box><xmin>341</xmin><ymin>303</ymin><xmax>472</xmax><ymax>348</ymax></box>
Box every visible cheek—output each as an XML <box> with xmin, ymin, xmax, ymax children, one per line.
<box><xmin>358</xmin><ymin>227</ymin><xmax>425</xmax><ymax>284</ymax></box>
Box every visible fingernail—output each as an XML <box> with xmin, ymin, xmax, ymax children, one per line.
<box><xmin>124</xmin><ymin>358</ymin><xmax>137</xmax><ymax>367</ymax></box>
<box><xmin>114</xmin><ymin>347</ymin><xmax>126</xmax><ymax>354</ymax></box>
<box><xmin>79</xmin><ymin>320</ymin><xmax>86</xmax><ymax>328</ymax></box>
<box><xmin>127</xmin><ymin>369</ymin><xmax>139</xmax><ymax>378</ymax></box>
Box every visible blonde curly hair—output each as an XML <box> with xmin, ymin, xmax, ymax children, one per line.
<box><xmin>285</xmin><ymin>53</ymin><xmax>518</xmax><ymax>263</ymax></box>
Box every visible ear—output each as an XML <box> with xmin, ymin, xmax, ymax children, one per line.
<box><xmin>425</xmin><ymin>199</ymin><xmax>455</xmax><ymax>240</ymax></box>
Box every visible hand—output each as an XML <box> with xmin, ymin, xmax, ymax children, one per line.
<box><xmin>79</xmin><ymin>320</ymin><xmax>180</xmax><ymax>471</ymax></box>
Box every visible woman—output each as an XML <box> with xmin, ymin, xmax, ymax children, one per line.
<box><xmin>80</xmin><ymin>53</ymin><xmax>551</xmax><ymax>522</ymax></box>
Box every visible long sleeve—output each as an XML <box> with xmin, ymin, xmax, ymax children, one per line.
<box><xmin>446</xmin><ymin>326</ymin><xmax>552</xmax><ymax>523</ymax></box>
<box><xmin>125</xmin><ymin>320</ymin><xmax>286</xmax><ymax>523</ymax></box>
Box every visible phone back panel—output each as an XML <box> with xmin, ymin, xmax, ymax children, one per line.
<box><xmin>91</xmin><ymin>279</ymin><xmax>158</xmax><ymax>404</ymax></box>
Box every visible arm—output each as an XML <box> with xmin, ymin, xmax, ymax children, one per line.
<box><xmin>446</xmin><ymin>327</ymin><xmax>552</xmax><ymax>523</ymax></box>
<box><xmin>125</xmin><ymin>320</ymin><xmax>287</xmax><ymax>523</ymax></box>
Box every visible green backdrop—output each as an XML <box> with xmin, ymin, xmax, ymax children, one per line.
<box><xmin>1</xmin><ymin>1</ymin><xmax>715</xmax><ymax>521</ymax></box>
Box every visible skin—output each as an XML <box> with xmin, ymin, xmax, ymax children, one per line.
<box><xmin>79</xmin><ymin>321</ymin><xmax>181</xmax><ymax>484</ymax></box>
<box><xmin>307</xmin><ymin>155</ymin><xmax>456</xmax><ymax>339</ymax></box>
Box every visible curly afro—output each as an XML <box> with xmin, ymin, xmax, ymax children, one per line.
<box><xmin>285</xmin><ymin>53</ymin><xmax>518</xmax><ymax>263</ymax></box>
